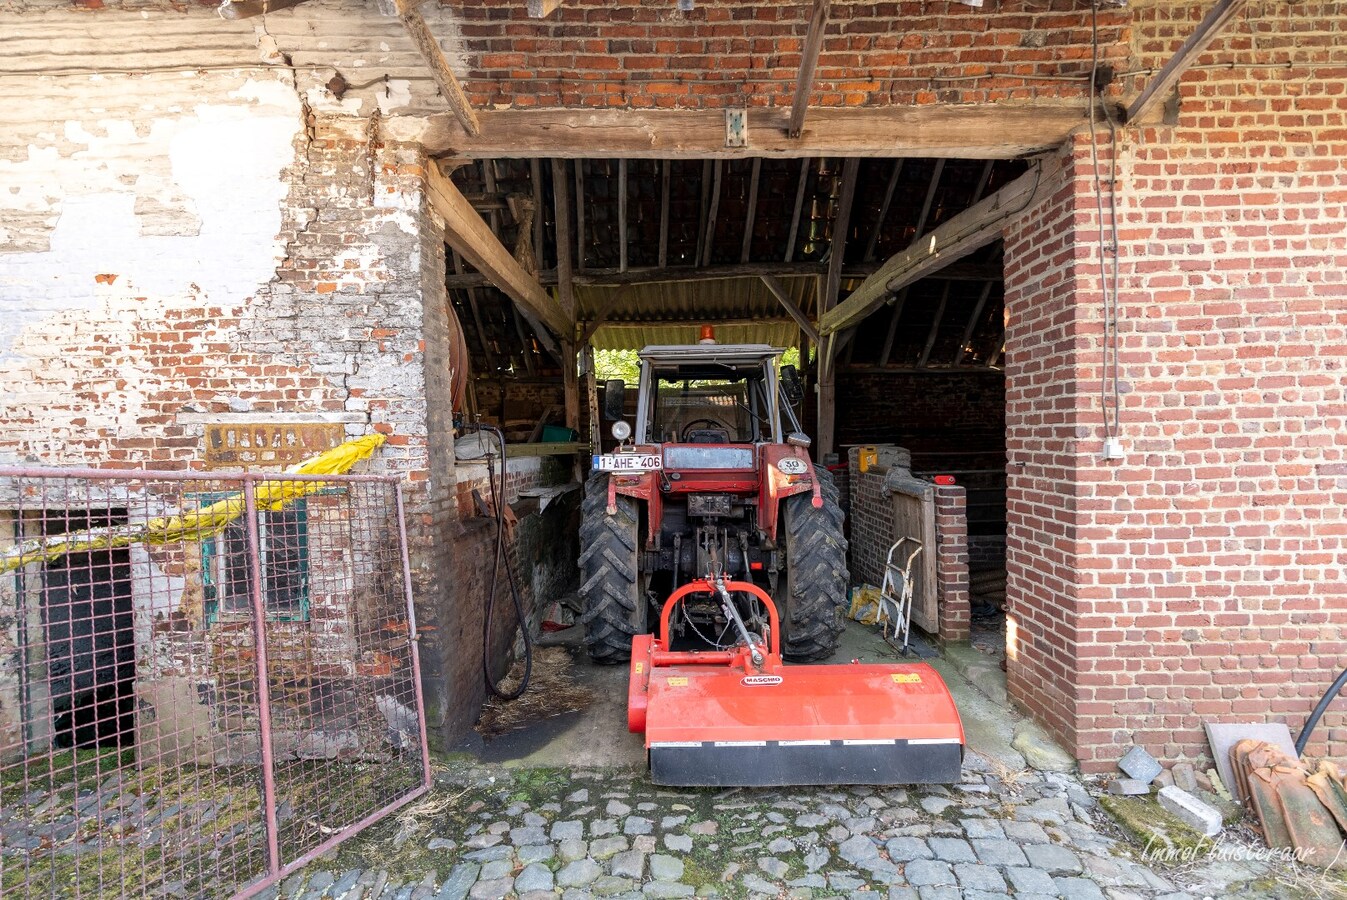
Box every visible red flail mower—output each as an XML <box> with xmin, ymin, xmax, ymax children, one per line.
<box><xmin>627</xmin><ymin>577</ymin><xmax>965</xmax><ymax>787</ymax></box>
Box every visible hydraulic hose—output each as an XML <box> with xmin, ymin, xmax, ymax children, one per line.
<box><xmin>1296</xmin><ymin>665</ymin><xmax>1347</xmax><ymax>757</ymax></box>
<box><xmin>476</xmin><ymin>423</ymin><xmax>534</xmax><ymax>700</ymax></box>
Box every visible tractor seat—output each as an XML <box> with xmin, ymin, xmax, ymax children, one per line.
<box><xmin>685</xmin><ymin>428</ymin><xmax>731</xmax><ymax>444</ymax></box>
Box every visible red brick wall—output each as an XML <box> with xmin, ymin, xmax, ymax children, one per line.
<box><xmin>935</xmin><ymin>484</ymin><xmax>971</xmax><ymax>643</ymax></box>
<box><xmin>458</xmin><ymin>0</ymin><xmax>1128</xmax><ymax>110</ymax></box>
<box><xmin>1004</xmin><ymin>1</ymin><xmax>1347</xmax><ymax>771</ymax></box>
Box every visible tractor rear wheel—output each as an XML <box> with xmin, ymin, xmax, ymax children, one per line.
<box><xmin>577</xmin><ymin>472</ymin><xmax>644</xmax><ymax>663</ymax></box>
<box><xmin>779</xmin><ymin>466</ymin><xmax>849</xmax><ymax>661</ymax></box>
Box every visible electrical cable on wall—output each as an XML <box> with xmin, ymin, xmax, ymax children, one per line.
<box><xmin>477</xmin><ymin>423</ymin><xmax>534</xmax><ymax>701</ymax></box>
<box><xmin>1088</xmin><ymin>0</ymin><xmax>1124</xmax><ymax>449</ymax></box>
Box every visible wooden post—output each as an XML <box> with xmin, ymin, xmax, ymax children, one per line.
<box><xmin>583</xmin><ymin>343</ymin><xmax>601</xmax><ymax>452</ymax></box>
<box><xmin>788</xmin><ymin>0</ymin><xmax>832</xmax><ymax>139</ymax></box>
<box><xmin>551</xmin><ymin>159</ymin><xmax>577</xmax><ymax>323</ymax></box>
<box><xmin>562</xmin><ymin>339</ymin><xmax>580</xmax><ymax>432</ymax></box>
<box><xmin>392</xmin><ymin>0</ymin><xmax>481</xmax><ymax>137</ymax></box>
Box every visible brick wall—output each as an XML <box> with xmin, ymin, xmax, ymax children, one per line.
<box><xmin>1003</xmin><ymin>1</ymin><xmax>1347</xmax><ymax>771</ymax></box>
<box><xmin>459</xmin><ymin>0</ymin><xmax>1128</xmax><ymax>110</ymax></box>
<box><xmin>935</xmin><ymin>485</ymin><xmax>971</xmax><ymax>643</ymax></box>
<box><xmin>835</xmin><ymin>371</ymin><xmax>1005</xmax><ymax>464</ymax></box>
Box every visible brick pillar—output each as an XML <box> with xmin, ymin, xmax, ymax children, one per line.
<box><xmin>934</xmin><ymin>484</ymin><xmax>970</xmax><ymax>643</ymax></box>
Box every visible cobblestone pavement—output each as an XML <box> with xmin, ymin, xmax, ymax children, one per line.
<box><xmin>263</xmin><ymin>751</ymin><xmax>1327</xmax><ymax>900</ymax></box>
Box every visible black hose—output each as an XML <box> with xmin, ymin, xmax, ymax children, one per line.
<box><xmin>476</xmin><ymin>423</ymin><xmax>533</xmax><ymax>701</ymax></box>
<box><xmin>1296</xmin><ymin>666</ymin><xmax>1347</xmax><ymax>756</ymax></box>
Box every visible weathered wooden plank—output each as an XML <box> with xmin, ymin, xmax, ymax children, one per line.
<box><xmin>819</xmin><ymin>158</ymin><xmax>1058</xmax><ymax>336</ymax></box>
<box><xmin>550</xmin><ymin>159</ymin><xmax>577</xmax><ymax>322</ymax></box>
<box><xmin>658</xmin><ymin>160</ymin><xmax>671</xmax><ymax>269</ymax></box>
<box><xmin>426</xmin><ymin>164</ymin><xmax>568</xmax><ymax>336</ymax></box>
<box><xmin>392</xmin><ymin>0</ymin><xmax>480</xmax><ymax>138</ymax></box>
<box><xmin>404</xmin><ymin>105</ymin><xmax>1107</xmax><ymax>159</ymax></box>
<box><xmin>788</xmin><ymin>0</ymin><xmax>832</xmax><ymax>139</ymax></box>
<box><xmin>1127</xmin><ymin>0</ymin><xmax>1252</xmax><ymax>124</ymax></box>
<box><xmin>760</xmin><ymin>275</ymin><xmax>820</xmax><ymax>344</ymax></box>
<box><xmin>618</xmin><ymin>158</ymin><xmax>629</xmax><ymax>273</ymax></box>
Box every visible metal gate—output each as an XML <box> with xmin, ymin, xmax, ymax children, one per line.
<box><xmin>0</xmin><ymin>467</ymin><xmax>431</xmax><ymax>898</ymax></box>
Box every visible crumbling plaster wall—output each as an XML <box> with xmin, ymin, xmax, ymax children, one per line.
<box><xmin>0</xmin><ymin>2</ymin><xmax>488</xmax><ymax>747</ymax></box>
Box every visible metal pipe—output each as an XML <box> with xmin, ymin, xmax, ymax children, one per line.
<box><xmin>242</xmin><ymin>480</ymin><xmax>281</xmax><ymax>877</ymax></box>
<box><xmin>1296</xmin><ymin>666</ymin><xmax>1347</xmax><ymax>756</ymax></box>
<box><xmin>395</xmin><ymin>482</ymin><xmax>434</xmax><ymax>790</ymax></box>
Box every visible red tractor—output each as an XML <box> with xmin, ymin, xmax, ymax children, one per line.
<box><xmin>579</xmin><ymin>336</ymin><xmax>849</xmax><ymax>664</ymax></box>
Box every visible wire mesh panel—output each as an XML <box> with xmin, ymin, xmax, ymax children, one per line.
<box><xmin>0</xmin><ymin>468</ymin><xmax>429</xmax><ymax>899</ymax></box>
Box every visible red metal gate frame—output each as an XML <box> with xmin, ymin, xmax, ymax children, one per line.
<box><xmin>0</xmin><ymin>466</ymin><xmax>433</xmax><ymax>900</ymax></box>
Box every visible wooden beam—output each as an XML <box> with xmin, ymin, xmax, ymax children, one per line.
<box><xmin>917</xmin><ymin>283</ymin><xmax>951</xmax><ymax>369</ymax></box>
<box><xmin>550</xmin><ymin>159</ymin><xmax>576</xmax><ymax>323</ymax></box>
<box><xmin>788</xmin><ymin>0</ymin><xmax>832</xmax><ymax>139</ymax></box>
<box><xmin>820</xmin><ymin>158</ymin><xmax>1058</xmax><ymax>336</ymax></box>
<box><xmin>913</xmin><ymin>158</ymin><xmax>945</xmax><ymax>240</ymax></box>
<box><xmin>217</xmin><ymin>0</ymin><xmax>312</xmax><ymax>20</ymax></box>
<box><xmin>406</xmin><ymin>104</ymin><xmax>1111</xmax><ymax>159</ymax></box>
<box><xmin>822</xmin><ymin>157</ymin><xmax>860</xmax><ymax>317</ymax></box>
<box><xmin>392</xmin><ymin>0</ymin><xmax>481</xmax><ymax>138</ymax></box>
<box><xmin>574</xmin><ymin>160</ymin><xmax>587</xmax><ymax>272</ymax></box>
<box><xmin>1127</xmin><ymin>0</ymin><xmax>1251</xmax><ymax>124</ymax></box>
<box><xmin>562</xmin><ymin>339</ymin><xmax>580</xmax><ymax>431</ymax></box>
<box><xmin>426</xmin><ymin>164</ymin><xmax>569</xmax><ymax>336</ymax></box>
<box><xmin>452</xmin><ymin>249</ymin><xmax>497</xmax><ymax>373</ymax></box>
<box><xmin>741</xmin><ymin>159</ymin><xmax>762</xmax><ymax>264</ymax></box>
<box><xmin>592</xmin><ymin>316</ymin><xmax>792</xmax><ymax>330</ymax></box>
<box><xmin>700</xmin><ymin>160</ymin><xmax>723</xmax><ymax>267</ymax></box>
<box><xmin>530</xmin><ymin>159</ymin><xmax>545</xmax><ymax>273</ymax></box>
<box><xmin>863</xmin><ymin>160</ymin><xmax>904</xmax><ymax>263</ymax></box>
<box><xmin>578</xmin><ymin>286</ymin><xmax>634</xmax><ymax>345</ymax></box>
<box><xmin>784</xmin><ymin>158</ymin><xmax>810</xmax><ymax>263</ymax></box>
<box><xmin>618</xmin><ymin>159</ymin><xmax>629</xmax><ymax>273</ymax></box>
<box><xmin>878</xmin><ymin>287</ymin><xmax>909</xmax><ymax>367</ymax></box>
<box><xmin>445</xmin><ymin>259</ymin><xmax>1003</xmax><ymax>289</ymax></box>
<box><xmin>526</xmin><ymin>0</ymin><xmax>562</xmax><ymax>18</ymax></box>
<box><xmin>954</xmin><ymin>281</ymin><xmax>995</xmax><ymax>366</ymax></box>
<box><xmin>512</xmin><ymin>306</ymin><xmax>537</xmax><ymax>376</ymax></box>
<box><xmin>760</xmin><ymin>275</ymin><xmax>821</xmax><ymax>344</ymax></box>
<box><xmin>658</xmin><ymin>160</ymin><xmax>671</xmax><ymax>270</ymax></box>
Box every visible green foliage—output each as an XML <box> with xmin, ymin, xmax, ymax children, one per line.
<box><xmin>594</xmin><ymin>346</ymin><xmax>802</xmax><ymax>386</ymax></box>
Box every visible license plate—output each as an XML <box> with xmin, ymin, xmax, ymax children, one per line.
<box><xmin>594</xmin><ymin>454</ymin><xmax>663</xmax><ymax>472</ymax></box>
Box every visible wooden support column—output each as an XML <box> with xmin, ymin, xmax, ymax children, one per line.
<box><xmin>816</xmin><ymin>157</ymin><xmax>858</xmax><ymax>461</ymax></box>
<box><xmin>392</xmin><ymin>0</ymin><xmax>481</xmax><ymax>137</ymax></box>
<box><xmin>788</xmin><ymin>0</ymin><xmax>832</xmax><ymax>139</ymax></box>
<box><xmin>562</xmin><ymin>340</ymin><xmax>580</xmax><ymax>432</ymax></box>
<box><xmin>582</xmin><ymin>344</ymin><xmax>601</xmax><ymax>451</ymax></box>
<box><xmin>426</xmin><ymin>164</ymin><xmax>569</xmax><ymax>336</ymax></box>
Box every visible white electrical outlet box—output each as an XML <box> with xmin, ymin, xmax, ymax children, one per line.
<box><xmin>1102</xmin><ymin>437</ymin><xmax>1126</xmax><ymax>461</ymax></box>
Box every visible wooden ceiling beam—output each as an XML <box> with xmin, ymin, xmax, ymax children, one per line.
<box><xmin>787</xmin><ymin>0</ymin><xmax>831</xmax><ymax>139</ymax></box>
<box><xmin>426</xmin><ymin>164</ymin><xmax>569</xmax><ymax>337</ymax></box>
<box><xmin>760</xmin><ymin>275</ymin><xmax>821</xmax><ymax>344</ymax></box>
<box><xmin>1127</xmin><ymin>0</ymin><xmax>1251</xmax><ymax>124</ymax></box>
<box><xmin>444</xmin><ymin>259</ymin><xmax>1002</xmax><ymax>289</ymax></box>
<box><xmin>954</xmin><ymin>280</ymin><xmax>996</xmax><ymax>367</ymax></box>
<box><xmin>819</xmin><ymin>157</ymin><xmax>1058</xmax><ymax>336</ymax></box>
<box><xmin>404</xmin><ymin>105</ymin><xmax>1111</xmax><ymax>159</ymax></box>
<box><xmin>822</xmin><ymin>157</ymin><xmax>860</xmax><ymax>318</ymax></box>
<box><xmin>391</xmin><ymin>0</ymin><xmax>481</xmax><ymax>138</ymax></box>
<box><xmin>784</xmin><ymin>158</ymin><xmax>810</xmax><ymax>263</ymax></box>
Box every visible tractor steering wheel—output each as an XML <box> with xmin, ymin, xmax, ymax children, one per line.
<box><xmin>681</xmin><ymin>418</ymin><xmax>731</xmax><ymax>442</ymax></box>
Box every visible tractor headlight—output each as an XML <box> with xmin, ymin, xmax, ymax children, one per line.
<box><xmin>611</xmin><ymin>420</ymin><xmax>632</xmax><ymax>442</ymax></box>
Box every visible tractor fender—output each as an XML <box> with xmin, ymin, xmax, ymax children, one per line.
<box><xmin>759</xmin><ymin>444</ymin><xmax>817</xmax><ymax>542</ymax></box>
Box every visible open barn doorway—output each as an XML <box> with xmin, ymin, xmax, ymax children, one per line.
<box><xmin>433</xmin><ymin>153</ymin><xmax>1019</xmax><ymax>756</ymax></box>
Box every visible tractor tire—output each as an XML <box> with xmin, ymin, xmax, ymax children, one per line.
<box><xmin>779</xmin><ymin>465</ymin><xmax>850</xmax><ymax>661</ymax></box>
<box><xmin>577</xmin><ymin>472</ymin><xmax>644</xmax><ymax>663</ymax></box>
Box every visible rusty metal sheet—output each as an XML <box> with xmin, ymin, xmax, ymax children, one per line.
<box><xmin>203</xmin><ymin>422</ymin><xmax>346</xmax><ymax>469</ymax></box>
